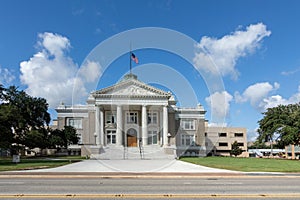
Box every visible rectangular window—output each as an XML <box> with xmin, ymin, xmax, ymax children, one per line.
<box><xmin>126</xmin><ymin>112</ymin><xmax>138</xmax><ymax>124</ymax></box>
<box><xmin>147</xmin><ymin>112</ymin><xmax>158</xmax><ymax>124</ymax></box>
<box><xmin>181</xmin><ymin>119</ymin><xmax>195</xmax><ymax>130</ymax></box>
<box><xmin>234</xmin><ymin>133</ymin><xmax>244</xmax><ymax>137</ymax></box>
<box><xmin>106</xmin><ymin>112</ymin><xmax>116</xmax><ymax>124</ymax></box>
<box><xmin>106</xmin><ymin>130</ymin><xmax>116</xmax><ymax>145</ymax></box>
<box><xmin>181</xmin><ymin>134</ymin><xmax>195</xmax><ymax>146</ymax></box>
<box><xmin>219</xmin><ymin>142</ymin><xmax>228</xmax><ymax>147</ymax></box>
<box><xmin>67</xmin><ymin>118</ymin><xmax>82</xmax><ymax>129</ymax></box>
<box><xmin>147</xmin><ymin>130</ymin><xmax>158</xmax><ymax>145</ymax></box>
<box><xmin>219</xmin><ymin>132</ymin><xmax>227</xmax><ymax>137</ymax></box>
<box><xmin>238</xmin><ymin>143</ymin><xmax>244</xmax><ymax>147</ymax></box>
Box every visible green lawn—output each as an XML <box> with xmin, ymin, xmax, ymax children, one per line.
<box><xmin>2</xmin><ymin>156</ymin><xmax>300</xmax><ymax>172</ymax></box>
<box><xmin>180</xmin><ymin>157</ymin><xmax>300</xmax><ymax>172</ymax></box>
<box><xmin>0</xmin><ymin>156</ymin><xmax>84</xmax><ymax>171</ymax></box>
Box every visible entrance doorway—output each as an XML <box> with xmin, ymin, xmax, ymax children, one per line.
<box><xmin>127</xmin><ymin>128</ymin><xmax>137</xmax><ymax>147</ymax></box>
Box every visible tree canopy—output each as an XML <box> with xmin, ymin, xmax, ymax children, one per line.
<box><xmin>0</xmin><ymin>85</ymin><xmax>79</xmax><ymax>152</ymax></box>
<box><xmin>49</xmin><ymin>126</ymin><xmax>79</xmax><ymax>148</ymax></box>
<box><xmin>230</xmin><ymin>141</ymin><xmax>243</xmax><ymax>157</ymax></box>
<box><xmin>257</xmin><ymin>103</ymin><xmax>300</xmax><ymax>148</ymax></box>
<box><xmin>23</xmin><ymin>126</ymin><xmax>79</xmax><ymax>150</ymax></box>
<box><xmin>0</xmin><ymin>85</ymin><xmax>50</xmax><ymax>149</ymax></box>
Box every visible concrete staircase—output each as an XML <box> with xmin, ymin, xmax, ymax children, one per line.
<box><xmin>90</xmin><ymin>145</ymin><xmax>175</xmax><ymax>160</ymax></box>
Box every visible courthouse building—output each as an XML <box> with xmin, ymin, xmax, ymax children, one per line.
<box><xmin>56</xmin><ymin>73</ymin><xmax>247</xmax><ymax>159</ymax></box>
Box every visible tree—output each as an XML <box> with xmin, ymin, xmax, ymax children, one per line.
<box><xmin>63</xmin><ymin>126</ymin><xmax>79</xmax><ymax>147</ymax></box>
<box><xmin>23</xmin><ymin>128</ymin><xmax>50</xmax><ymax>150</ymax></box>
<box><xmin>0</xmin><ymin>85</ymin><xmax>51</xmax><ymax>150</ymax></box>
<box><xmin>0</xmin><ymin>104</ymin><xmax>16</xmax><ymax>148</ymax></box>
<box><xmin>48</xmin><ymin>126</ymin><xmax>79</xmax><ymax>149</ymax></box>
<box><xmin>257</xmin><ymin>103</ymin><xmax>300</xmax><ymax>158</ymax></box>
<box><xmin>230</xmin><ymin>141</ymin><xmax>243</xmax><ymax>157</ymax></box>
<box><xmin>48</xmin><ymin>129</ymin><xmax>65</xmax><ymax>148</ymax></box>
<box><xmin>21</xmin><ymin>126</ymin><xmax>79</xmax><ymax>151</ymax></box>
<box><xmin>0</xmin><ymin>85</ymin><xmax>80</xmax><ymax>155</ymax></box>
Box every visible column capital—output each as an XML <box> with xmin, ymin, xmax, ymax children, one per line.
<box><xmin>95</xmin><ymin>105</ymin><xmax>104</xmax><ymax>110</ymax></box>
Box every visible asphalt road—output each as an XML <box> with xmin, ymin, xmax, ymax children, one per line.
<box><xmin>1</xmin><ymin>175</ymin><xmax>300</xmax><ymax>199</ymax></box>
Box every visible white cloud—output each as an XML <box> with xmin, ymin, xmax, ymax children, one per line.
<box><xmin>0</xmin><ymin>66</ymin><xmax>15</xmax><ymax>85</ymax></box>
<box><xmin>205</xmin><ymin>91</ymin><xmax>233</xmax><ymax>121</ymax></box>
<box><xmin>281</xmin><ymin>67</ymin><xmax>300</xmax><ymax>76</ymax></box>
<box><xmin>37</xmin><ymin>32</ymin><xmax>71</xmax><ymax>57</ymax></box>
<box><xmin>78</xmin><ymin>60</ymin><xmax>102</xmax><ymax>83</ymax></box>
<box><xmin>20</xmin><ymin>32</ymin><xmax>102</xmax><ymax>108</ymax></box>
<box><xmin>259</xmin><ymin>85</ymin><xmax>300</xmax><ymax>110</ymax></box>
<box><xmin>259</xmin><ymin>95</ymin><xmax>287</xmax><ymax>110</ymax></box>
<box><xmin>235</xmin><ymin>82</ymin><xmax>279</xmax><ymax>107</ymax></box>
<box><xmin>207</xmin><ymin>122</ymin><xmax>228</xmax><ymax>127</ymax></box>
<box><xmin>247</xmin><ymin>128</ymin><xmax>259</xmax><ymax>142</ymax></box>
<box><xmin>193</xmin><ymin>23</ymin><xmax>271</xmax><ymax>80</ymax></box>
<box><xmin>236</xmin><ymin>82</ymin><xmax>300</xmax><ymax>111</ymax></box>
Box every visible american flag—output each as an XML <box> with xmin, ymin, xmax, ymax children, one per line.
<box><xmin>131</xmin><ymin>53</ymin><xmax>138</xmax><ymax>64</ymax></box>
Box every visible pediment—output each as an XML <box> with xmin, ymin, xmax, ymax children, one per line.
<box><xmin>92</xmin><ymin>78</ymin><xmax>170</xmax><ymax>98</ymax></box>
<box><xmin>105</xmin><ymin>84</ymin><xmax>159</xmax><ymax>95</ymax></box>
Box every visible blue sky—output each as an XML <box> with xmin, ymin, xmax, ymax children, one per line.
<box><xmin>1</xmin><ymin>0</ymin><xmax>300</xmax><ymax>141</ymax></box>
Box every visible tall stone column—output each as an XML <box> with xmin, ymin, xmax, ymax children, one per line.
<box><xmin>142</xmin><ymin>105</ymin><xmax>148</xmax><ymax>146</ymax></box>
<box><xmin>160</xmin><ymin>109</ymin><xmax>163</xmax><ymax>145</ymax></box>
<box><xmin>95</xmin><ymin>106</ymin><xmax>100</xmax><ymax>145</ymax></box>
<box><xmin>99</xmin><ymin>108</ymin><xmax>104</xmax><ymax>146</ymax></box>
<box><xmin>163</xmin><ymin>105</ymin><xmax>168</xmax><ymax>146</ymax></box>
<box><xmin>116</xmin><ymin>105</ymin><xmax>122</xmax><ymax>146</ymax></box>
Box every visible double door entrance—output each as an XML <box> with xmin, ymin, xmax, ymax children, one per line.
<box><xmin>106</xmin><ymin>128</ymin><xmax>143</xmax><ymax>147</ymax></box>
<box><xmin>127</xmin><ymin>128</ymin><xmax>138</xmax><ymax>147</ymax></box>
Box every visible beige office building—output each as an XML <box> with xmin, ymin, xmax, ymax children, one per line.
<box><xmin>56</xmin><ymin>73</ymin><xmax>247</xmax><ymax>159</ymax></box>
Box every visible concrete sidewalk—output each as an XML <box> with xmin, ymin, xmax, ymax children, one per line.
<box><xmin>22</xmin><ymin>159</ymin><xmax>238</xmax><ymax>173</ymax></box>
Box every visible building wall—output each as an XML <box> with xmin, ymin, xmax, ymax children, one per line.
<box><xmin>86</xmin><ymin>110</ymin><xmax>95</xmax><ymax>145</ymax></box>
<box><xmin>55</xmin><ymin>106</ymin><xmax>248</xmax><ymax>158</ymax></box>
<box><xmin>168</xmin><ymin>110</ymin><xmax>176</xmax><ymax>146</ymax></box>
<box><xmin>57</xmin><ymin>117</ymin><xmax>65</xmax><ymax>130</ymax></box>
<box><xmin>174</xmin><ymin>119</ymin><xmax>205</xmax><ymax>157</ymax></box>
<box><xmin>196</xmin><ymin>119</ymin><xmax>206</xmax><ymax>146</ymax></box>
<box><xmin>205</xmin><ymin>126</ymin><xmax>247</xmax><ymax>156</ymax></box>
<box><xmin>55</xmin><ymin>99</ymin><xmax>247</xmax><ymax>157</ymax></box>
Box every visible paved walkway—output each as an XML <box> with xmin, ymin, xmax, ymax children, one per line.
<box><xmin>24</xmin><ymin>159</ymin><xmax>237</xmax><ymax>173</ymax></box>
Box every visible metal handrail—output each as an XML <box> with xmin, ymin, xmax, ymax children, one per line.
<box><xmin>139</xmin><ymin>139</ymin><xmax>144</xmax><ymax>159</ymax></box>
<box><xmin>123</xmin><ymin>146</ymin><xmax>128</xmax><ymax>160</ymax></box>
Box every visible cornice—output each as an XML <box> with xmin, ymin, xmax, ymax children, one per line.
<box><xmin>92</xmin><ymin>94</ymin><xmax>170</xmax><ymax>99</ymax></box>
<box><xmin>92</xmin><ymin>78</ymin><xmax>171</xmax><ymax>97</ymax></box>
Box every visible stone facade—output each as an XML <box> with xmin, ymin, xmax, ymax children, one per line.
<box><xmin>55</xmin><ymin>73</ymin><xmax>247</xmax><ymax>159</ymax></box>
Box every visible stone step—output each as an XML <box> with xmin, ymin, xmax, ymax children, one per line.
<box><xmin>90</xmin><ymin>146</ymin><xmax>175</xmax><ymax>160</ymax></box>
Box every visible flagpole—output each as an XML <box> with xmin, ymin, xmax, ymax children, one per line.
<box><xmin>130</xmin><ymin>42</ymin><xmax>132</xmax><ymax>74</ymax></box>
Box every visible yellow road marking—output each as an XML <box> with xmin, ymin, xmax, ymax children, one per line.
<box><xmin>1</xmin><ymin>194</ymin><xmax>300</xmax><ymax>198</ymax></box>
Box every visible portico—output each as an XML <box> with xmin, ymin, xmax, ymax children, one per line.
<box><xmin>91</xmin><ymin>74</ymin><xmax>171</xmax><ymax>149</ymax></box>
<box><xmin>94</xmin><ymin>101</ymin><xmax>170</xmax><ymax>148</ymax></box>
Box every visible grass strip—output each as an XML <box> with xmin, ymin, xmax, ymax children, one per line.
<box><xmin>180</xmin><ymin>156</ymin><xmax>300</xmax><ymax>172</ymax></box>
<box><xmin>0</xmin><ymin>156</ymin><xmax>84</xmax><ymax>171</ymax></box>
